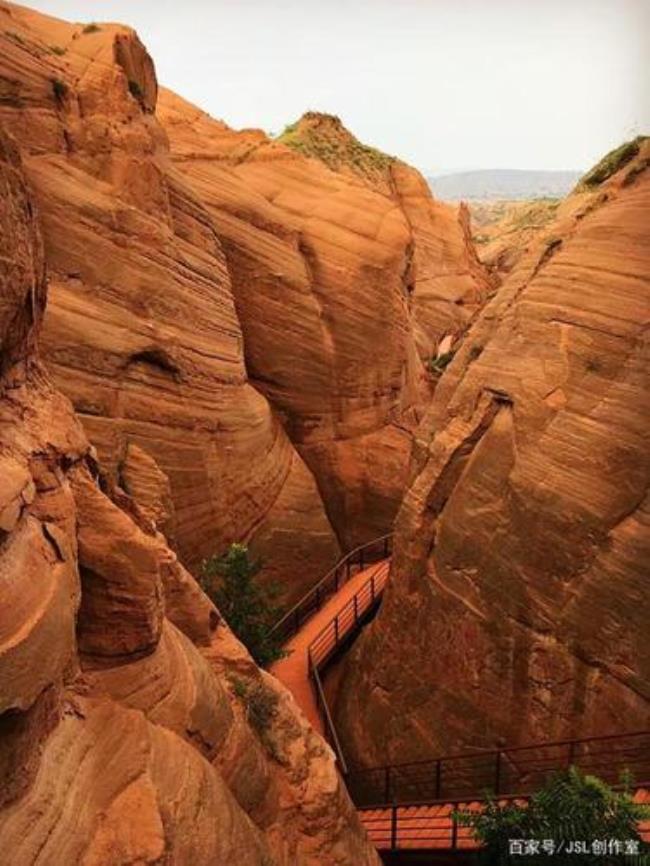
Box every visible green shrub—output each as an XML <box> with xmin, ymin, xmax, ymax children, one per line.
<box><xmin>455</xmin><ymin>767</ymin><xmax>649</xmax><ymax>865</ymax></box>
<box><xmin>128</xmin><ymin>79</ymin><xmax>143</xmax><ymax>101</ymax></box>
<box><xmin>279</xmin><ymin>121</ymin><xmax>298</xmax><ymax>138</ymax></box>
<box><xmin>578</xmin><ymin>136</ymin><xmax>647</xmax><ymax>190</ymax></box>
<box><xmin>6</xmin><ymin>31</ymin><xmax>25</xmax><ymax>46</ymax></box>
<box><xmin>199</xmin><ymin>543</ymin><xmax>288</xmax><ymax>668</ymax></box>
<box><xmin>246</xmin><ymin>682</ymin><xmax>279</xmax><ymax>735</ymax></box>
<box><xmin>82</xmin><ymin>23</ymin><xmax>101</xmax><ymax>34</ymax></box>
<box><xmin>428</xmin><ymin>350</ymin><xmax>455</xmax><ymax>373</ymax></box>
<box><xmin>229</xmin><ymin>677</ymin><xmax>281</xmax><ymax>759</ymax></box>
<box><xmin>277</xmin><ymin>112</ymin><xmax>394</xmax><ymax>177</ymax></box>
<box><xmin>622</xmin><ymin>159</ymin><xmax>649</xmax><ymax>188</ymax></box>
<box><xmin>51</xmin><ymin>78</ymin><xmax>67</xmax><ymax>102</ymax></box>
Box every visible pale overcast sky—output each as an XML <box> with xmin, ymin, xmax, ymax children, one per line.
<box><xmin>27</xmin><ymin>0</ymin><xmax>650</xmax><ymax>173</ymax></box>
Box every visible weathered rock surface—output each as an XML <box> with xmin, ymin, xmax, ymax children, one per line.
<box><xmin>159</xmin><ymin>96</ymin><xmax>490</xmax><ymax>547</ymax></box>
<box><xmin>0</xmin><ymin>42</ymin><xmax>379</xmax><ymax>866</ymax></box>
<box><xmin>1</xmin><ymin>0</ymin><xmax>490</xmax><ymax>583</ymax></box>
<box><xmin>335</xmin><ymin>140</ymin><xmax>650</xmax><ymax>766</ymax></box>
<box><xmin>470</xmin><ymin>197</ymin><xmax>561</xmax><ymax>277</ymax></box>
<box><xmin>0</xmin><ymin>0</ymin><xmax>340</xmax><ymax>605</ymax></box>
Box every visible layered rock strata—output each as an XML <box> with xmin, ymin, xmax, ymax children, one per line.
<box><xmin>0</xmin><ymin>47</ymin><xmax>379</xmax><ymax>866</ymax></box>
<box><xmin>335</xmin><ymin>140</ymin><xmax>650</xmax><ymax>766</ymax></box>
<box><xmin>158</xmin><ymin>96</ymin><xmax>491</xmax><ymax>547</ymax></box>
<box><xmin>0</xmin><ymin>0</ymin><xmax>340</xmax><ymax>604</ymax></box>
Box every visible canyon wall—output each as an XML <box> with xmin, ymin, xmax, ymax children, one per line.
<box><xmin>335</xmin><ymin>139</ymin><xmax>650</xmax><ymax>767</ymax></box>
<box><xmin>0</xmin><ymin>0</ymin><xmax>340</xmax><ymax>605</ymax></box>
<box><xmin>0</xmin><ymin>1</ymin><xmax>490</xmax><ymax>597</ymax></box>
<box><xmin>0</xmin><ymin>104</ymin><xmax>379</xmax><ymax>866</ymax></box>
<box><xmin>158</xmin><ymin>97</ymin><xmax>491</xmax><ymax>548</ymax></box>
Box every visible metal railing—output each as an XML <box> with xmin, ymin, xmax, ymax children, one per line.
<box><xmin>348</xmin><ymin>730</ymin><xmax>650</xmax><ymax>808</ymax></box>
<box><xmin>309</xmin><ymin>560</ymin><xmax>390</xmax><ymax>668</ymax></box>
<box><xmin>270</xmin><ymin>533</ymin><xmax>650</xmax><ymax>856</ymax></box>
<box><xmin>271</xmin><ymin>534</ymin><xmax>392</xmax><ymax>643</ymax></box>
<box><xmin>358</xmin><ymin>796</ymin><xmax>484</xmax><ymax>852</ymax></box>
<box><xmin>359</xmin><ymin>769</ymin><xmax>650</xmax><ymax>853</ymax></box>
<box><xmin>309</xmin><ymin>649</ymin><xmax>350</xmax><ymax>775</ymax></box>
<box><xmin>307</xmin><ymin>558</ymin><xmax>391</xmax><ymax>774</ymax></box>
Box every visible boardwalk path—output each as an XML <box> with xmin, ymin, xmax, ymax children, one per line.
<box><xmin>271</xmin><ymin>560</ymin><xmax>388</xmax><ymax>733</ymax></box>
<box><xmin>270</xmin><ymin>551</ymin><xmax>650</xmax><ymax>854</ymax></box>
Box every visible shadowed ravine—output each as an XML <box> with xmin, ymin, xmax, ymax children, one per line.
<box><xmin>0</xmin><ymin>2</ymin><xmax>648</xmax><ymax>864</ymax></box>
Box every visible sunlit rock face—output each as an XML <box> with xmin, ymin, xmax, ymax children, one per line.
<box><xmin>158</xmin><ymin>94</ymin><xmax>491</xmax><ymax>549</ymax></box>
<box><xmin>0</xmin><ymin>0</ymin><xmax>340</xmax><ymax>607</ymax></box>
<box><xmin>335</xmin><ymin>141</ymin><xmax>650</xmax><ymax>768</ymax></box>
<box><xmin>0</xmin><ymin>0</ymin><xmax>491</xmax><ymax>597</ymax></box>
<box><xmin>0</xmin><ymin>5</ymin><xmax>381</xmax><ymax>863</ymax></box>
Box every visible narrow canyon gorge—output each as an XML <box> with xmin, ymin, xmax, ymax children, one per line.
<box><xmin>0</xmin><ymin>1</ymin><xmax>648</xmax><ymax>864</ymax></box>
<box><xmin>335</xmin><ymin>137</ymin><xmax>650</xmax><ymax>766</ymax></box>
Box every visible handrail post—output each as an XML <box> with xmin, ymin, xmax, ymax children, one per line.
<box><xmin>390</xmin><ymin>802</ymin><xmax>398</xmax><ymax>851</ymax></box>
<box><xmin>494</xmin><ymin>750</ymin><xmax>502</xmax><ymax>795</ymax></box>
<box><xmin>435</xmin><ymin>758</ymin><xmax>442</xmax><ymax>799</ymax></box>
<box><xmin>451</xmin><ymin>812</ymin><xmax>458</xmax><ymax>849</ymax></box>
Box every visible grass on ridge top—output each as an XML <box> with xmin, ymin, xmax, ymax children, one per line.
<box><xmin>576</xmin><ymin>135</ymin><xmax>648</xmax><ymax>190</ymax></box>
<box><xmin>276</xmin><ymin>112</ymin><xmax>395</xmax><ymax>178</ymax></box>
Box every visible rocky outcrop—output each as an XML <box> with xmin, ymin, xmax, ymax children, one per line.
<box><xmin>0</xmin><ymin>0</ymin><xmax>340</xmax><ymax>606</ymax></box>
<box><xmin>471</xmin><ymin>197</ymin><xmax>561</xmax><ymax>277</ymax></box>
<box><xmin>1</xmin><ymin>0</ymin><xmax>491</xmax><ymax>579</ymax></box>
<box><xmin>158</xmin><ymin>96</ymin><xmax>490</xmax><ymax>548</ymax></box>
<box><xmin>0</xmin><ymin>46</ymin><xmax>379</xmax><ymax>866</ymax></box>
<box><xmin>335</xmin><ymin>140</ymin><xmax>650</xmax><ymax>766</ymax></box>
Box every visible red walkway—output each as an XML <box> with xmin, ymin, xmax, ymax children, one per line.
<box><xmin>270</xmin><ymin>537</ymin><xmax>650</xmax><ymax>855</ymax></box>
<box><xmin>271</xmin><ymin>559</ymin><xmax>389</xmax><ymax>732</ymax></box>
<box><xmin>359</xmin><ymin>789</ymin><xmax>650</xmax><ymax>851</ymax></box>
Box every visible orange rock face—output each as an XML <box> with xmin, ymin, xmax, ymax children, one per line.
<box><xmin>0</xmin><ymin>0</ymin><xmax>340</xmax><ymax>606</ymax></box>
<box><xmin>0</xmin><ymin>0</ymin><xmax>491</xmax><ymax>597</ymax></box>
<box><xmin>335</xmin><ymin>142</ymin><xmax>650</xmax><ymax>767</ymax></box>
<box><xmin>0</xmin><ymin>12</ymin><xmax>380</xmax><ymax>865</ymax></box>
<box><xmin>470</xmin><ymin>197</ymin><xmax>561</xmax><ymax>278</ymax></box>
<box><xmin>158</xmin><ymin>95</ymin><xmax>490</xmax><ymax>548</ymax></box>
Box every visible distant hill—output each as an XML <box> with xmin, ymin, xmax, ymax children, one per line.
<box><xmin>427</xmin><ymin>169</ymin><xmax>581</xmax><ymax>201</ymax></box>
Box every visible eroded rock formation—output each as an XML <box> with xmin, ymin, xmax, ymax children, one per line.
<box><xmin>0</xmin><ymin>0</ymin><xmax>492</xmax><ymax>598</ymax></box>
<box><xmin>335</xmin><ymin>140</ymin><xmax>650</xmax><ymax>767</ymax></box>
<box><xmin>0</xmin><ymin>0</ymin><xmax>340</xmax><ymax>606</ymax></box>
<box><xmin>158</xmin><ymin>96</ymin><xmax>491</xmax><ymax>548</ymax></box>
<box><xmin>470</xmin><ymin>197</ymin><xmax>561</xmax><ymax>277</ymax></box>
<box><xmin>0</xmin><ymin>17</ymin><xmax>379</xmax><ymax>866</ymax></box>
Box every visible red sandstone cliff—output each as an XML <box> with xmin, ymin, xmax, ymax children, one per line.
<box><xmin>0</xmin><ymin>112</ymin><xmax>379</xmax><ymax>866</ymax></box>
<box><xmin>0</xmin><ymin>3</ymin><xmax>388</xmax><ymax>863</ymax></box>
<box><xmin>0</xmin><ymin>0</ymin><xmax>341</xmax><ymax>607</ymax></box>
<box><xmin>0</xmin><ymin>0</ymin><xmax>490</xmax><ymax>598</ymax></box>
<box><xmin>335</xmin><ymin>139</ymin><xmax>650</xmax><ymax>766</ymax></box>
<box><xmin>157</xmin><ymin>95</ymin><xmax>490</xmax><ymax>549</ymax></box>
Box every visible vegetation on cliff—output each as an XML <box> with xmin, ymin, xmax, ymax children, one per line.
<box><xmin>200</xmin><ymin>544</ymin><xmax>288</xmax><ymax>667</ymax></box>
<box><xmin>456</xmin><ymin>768</ymin><xmax>649</xmax><ymax>864</ymax></box>
<box><xmin>576</xmin><ymin>135</ymin><xmax>648</xmax><ymax>190</ymax></box>
<box><xmin>277</xmin><ymin>111</ymin><xmax>395</xmax><ymax>180</ymax></box>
